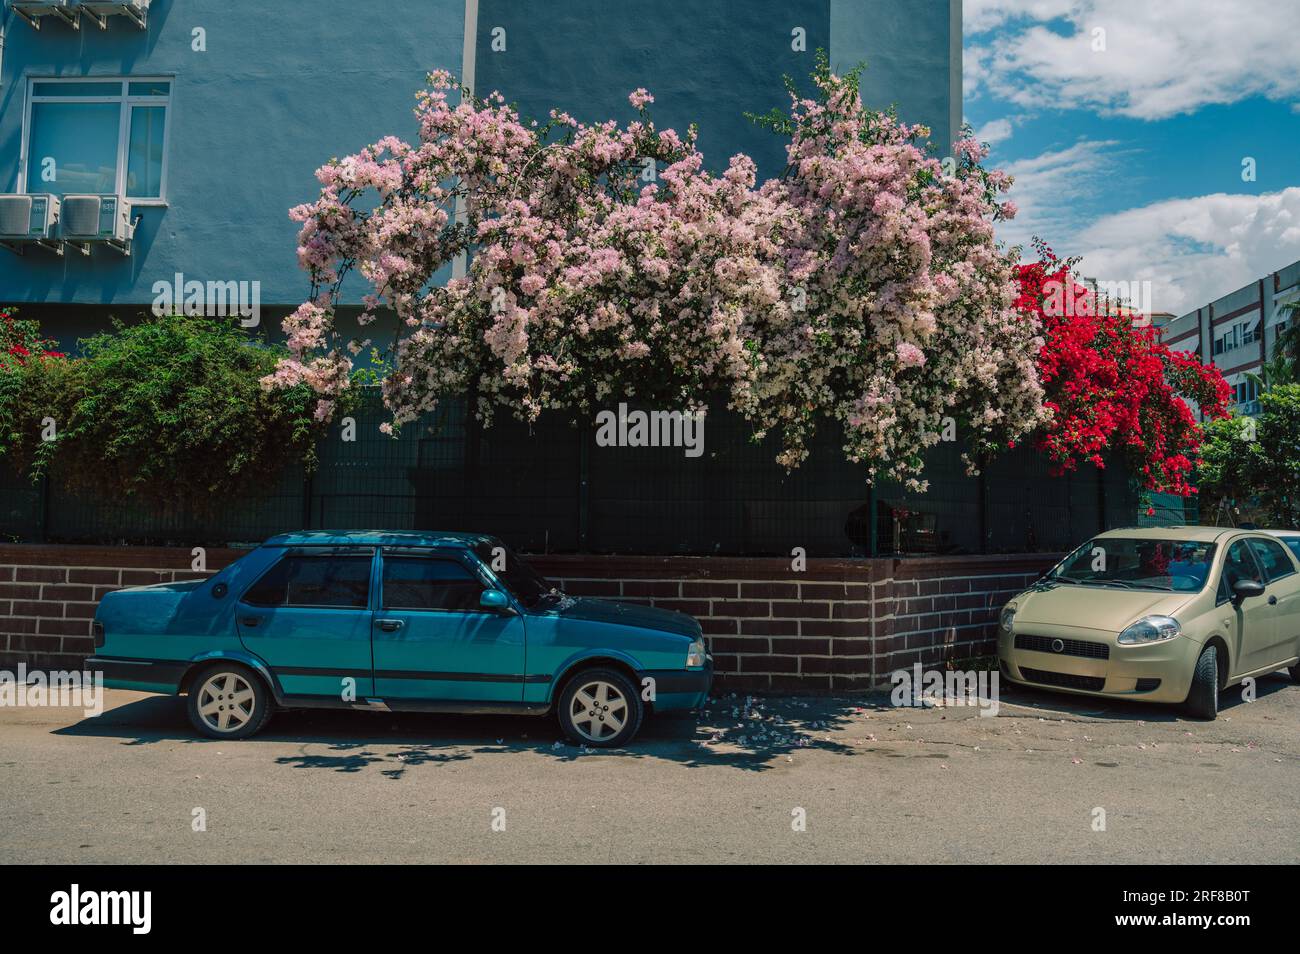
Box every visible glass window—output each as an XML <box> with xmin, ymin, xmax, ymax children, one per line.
<box><xmin>1223</xmin><ymin>541</ymin><xmax>1263</xmax><ymax>588</ymax></box>
<box><xmin>126</xmin><ymin>106</ymin><xmax>165</xmax><ymax>198</ymax></box>
<box><xmin>472</xmin><ymin>540</ymin><xmax>559</xmax><ymax>609</ymax></box>
<box><xmin>1247</xmin><ymin>538</ymin><xmax>1296</xmax><ymax>582</ymax></box>
<box><xmin>1281</xmin><ymin>538</ymin><xmax>1300</xmax><ymax>563</ymax></box>
<box><xmin>24</xmin><ymin>78</ymin><xmax>170</xmax><ymax>201</ymax></box>
<box><xmin>243</xmin><ymin>554</ymin><xmax>372</xmax><ymax>609</ymax></box>
<box><xmin>27</xmin><ymin>102</ymin><xmax>120</xmax><ymax>195</ymax></box>
<box><xmin>382</xmin><ymin>556</ymin><xmax>485</xmax><ymax>612</ymax></box>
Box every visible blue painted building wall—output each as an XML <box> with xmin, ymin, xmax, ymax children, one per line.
<box><xmin>0</xmin><ymin>0</ymin><xmax>959</xmax><ymax>318</ymax></box>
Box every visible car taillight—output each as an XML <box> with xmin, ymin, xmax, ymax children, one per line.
<box><xmin>92</xmin><ymin>621</ymin><xmax>105</xmax><ymax>648</ymax></box>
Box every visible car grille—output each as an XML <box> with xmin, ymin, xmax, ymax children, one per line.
<box><xmin>1015</xmin><ymin>633</ymin><xmax>1110</xmax><ymax>659</ymax></box>
<box><xmin>1019</xmin><ymin>667</ymin><xmax>1105</xmax><ymax>692</ymax></box>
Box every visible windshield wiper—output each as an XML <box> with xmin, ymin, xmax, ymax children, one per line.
<box><xmin>1077</xmin><ymin>578</ymin><xmax>1135</xmax><ymax>589</ymax></box>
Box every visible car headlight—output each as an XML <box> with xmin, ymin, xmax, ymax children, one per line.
<box><xmin>1117</xmin><ymin>615</ymin><xmax>1181</xmax><ymax>645</ymax></box>
<box><xmin>999</xmin><ymin>604</ymin><xmax>1016</xmax><ymax>634</ymax></box>
<box><xmin>686</xmin><ymin>638</ymin><xmax>707</xmax><ymax>668</ymax></box>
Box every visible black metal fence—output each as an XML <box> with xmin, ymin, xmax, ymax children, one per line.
<box><xmin>0</xmin><ymin>395</ymin><xmax>1144</xmax><ymax>556</ymax></box>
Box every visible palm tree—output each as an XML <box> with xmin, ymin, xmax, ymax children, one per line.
<box><xmin>1249</xmin><ymin>301</ymin><xmax>1300</xmax><ymax>390</ymax></box>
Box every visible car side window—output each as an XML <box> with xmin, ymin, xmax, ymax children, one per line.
<box><xmin>382</xmin><ymin>556</ymin><xmax>485</xmax><ymax>612</ymax></box>
<box><xmin>1247</xmin><ymin>538</ymin><xmax>1296</xmax><ymax>582</ymax></box>
<box><xmin>1223</xmin><ymin>541</ymin><xmax>1264</xmax><ymax>589</ymax></box>
<box><xmin>243</xmin><ymin>554</ymin><xmax>372</xmax><ymax>609</ymax></box>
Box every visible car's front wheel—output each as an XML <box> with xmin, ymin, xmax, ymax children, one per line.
<box><xmin>186</xmin><ymin>664</ymin><xmax>273</xmax><ymax>740</ymax></box>
<box><xmin>557</xmin><ymin>668</ymin><xmax>644</xmax><ymax>747</ymax></box>
<box><xmin>1183</xmin><ymin>644</ymin><xmax>1219</xmax><ymax>720</ymax></box>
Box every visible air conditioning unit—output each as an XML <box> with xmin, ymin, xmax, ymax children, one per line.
<box><xmin>59</xmin><ymin>193</ymin><xmax>133</xmax><ymax>254</ymax></box>
<box><xmin>0</xmin><ymin>194</ymin><xmax>62</xmax><ymax>255</ymax></box>
<box><xmin>75</xmin><ymin>0</ymin><xmax>148</xmax><ymax>30</ymax></box>
<box><xmin>9</xmin><ymin>1</ymin><xmax>80</xmax><ymax>30</ymax></box>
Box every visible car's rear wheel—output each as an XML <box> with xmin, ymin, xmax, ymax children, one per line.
<box><xmin>1289</xmin><ymin>661</ymin><xmax>1300</xmax><ymax>685</ymax></box>
<box><xmin>557</xmin><ymin>668</ymin><xmax>644</xmax><ymax>747</ymax></box>
<box><xmin>1183</xmin><ymin>644</ymin><xmax>1219</xmax><ymax>720</ymax></box>
<box><xmin>186</xmin><ymin>664</ymin><xmax>273</xmax><ymax>739</ymax></box>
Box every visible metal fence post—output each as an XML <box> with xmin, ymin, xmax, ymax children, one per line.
<box><xmin>38</xmin><ymin>473</ymin><xmax>51</xmax><ymax>543</ymax></box>
<box><xmin>578</xmin><ymin>421</ymin><xmax>590</xmax><ymax>553</ymax></box>
<box><xmin>1097</xmin><ymin>465</ymin><xmax>1107</xmax><ymax>533</ymax></box>
<box><xmin>301</xmin><ymin>472</ymin><xmax>314</xmax><ymax>531</ymax></box>
<box><xmin>978</xmin><ymin>467</ymin><xmax>989</xmax><ymax>554</ymax></box>
<box><xmin>866</xmin><ymin>480</ymin><xmax>877</xmax><ymax>557</ymax></box>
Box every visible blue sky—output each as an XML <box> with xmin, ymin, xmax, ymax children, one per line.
<box><xmin>962</xmin><ymin>0</ymin><xmax>1300</xmax><ymax>314</ymax></box>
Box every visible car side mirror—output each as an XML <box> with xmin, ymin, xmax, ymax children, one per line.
<box><xmin>1232</xmin><ymin>579</ymin><xmax>1266</xmax><ymax>605</ymax></box>
<box><xmin>480</xmin><ymin>589</ymin><xmax>512</xmax><ymax>612</ymax></box>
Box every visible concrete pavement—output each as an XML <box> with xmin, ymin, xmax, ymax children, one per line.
<box><xmin>1</xmin><ymin>676</ymin><xmax>1297</xmax><ymax>863</ymax></box>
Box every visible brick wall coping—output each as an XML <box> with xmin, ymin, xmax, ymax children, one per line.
<box><xmin>0</xmin><ymin>543</ymin><xmax>1061</xmax><ymax>577</ymax></box>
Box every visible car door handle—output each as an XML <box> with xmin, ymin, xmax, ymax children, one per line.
<box><xmin>239</xmin><ymin>616</ymin><xmax>260</xmax><ymax>627</ymax></box>
<box><xmin>376</xmin><ymin>619</ymin><xmax>404</xmax><ymax>632</ymax></box>
<box><xmin>1268</xmin><ymin>595</ymin><xmax>1278</xmax><ymax>605</ymax></box>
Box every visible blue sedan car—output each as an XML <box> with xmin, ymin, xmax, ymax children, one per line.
<box><xmin>88</xmin><ymin>531</ymin><xmax>713</xmax><ymax>746</ymax></box>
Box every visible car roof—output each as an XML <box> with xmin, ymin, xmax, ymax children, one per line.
<box><xmin>264</xmin><ymin>530</ymin><xmax>497</xmax><ymax>548</ymax></box>
<box><xmin>1092</xmin><ymin>526</ymin><xmax>1239</xmax><ymax>543</ymax></box>
<box><xmin>1264</xmin><ymin>529</ymin><xmax>1300</xmax><ymax>538</ymax></box>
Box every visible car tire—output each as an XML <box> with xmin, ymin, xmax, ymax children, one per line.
<box><xmin>186</xmin><ymin>663</ymin><xmax>274</xmax><ymax>740</ymax></box>
<box><xmin>1289</xmin><ymin>662</ymin><xmax>1300</xmax><ymax>685</ymax></box>
<box><xmin>1183</xmin><ymin>645</ymin><xmax>1219</xmax><ymax>720</ymax></box>
<box><xmin>556</xmin><ymin>667</ymin><xmax>645</xmax><ymax>747</ymax></box>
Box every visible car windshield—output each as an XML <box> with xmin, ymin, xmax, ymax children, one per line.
<box><xmin>1048</xmin><ymin>537</ymin><xmax>1216</xmax><ymax>593</ymax></box>
<box><xmin>472</xmin><ymin>541</ymin><xmax>563</xmax><ymax>610</ymax></box>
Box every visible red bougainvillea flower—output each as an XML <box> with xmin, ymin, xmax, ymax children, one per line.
<box><xmin>0</xmin><ymin>307</ymin><xmax>65</xmax><ymax>372</ymax></box>
<box><xmin>1017</xmin><ymin>241</ymin><xmax>1230</xmax><ymax>497</ymax></box>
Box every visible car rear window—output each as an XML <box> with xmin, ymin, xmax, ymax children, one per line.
<box><xmin>243</xmin><ymin>553</ymin><xmax>372</xmax><ymax>608</ymax></box>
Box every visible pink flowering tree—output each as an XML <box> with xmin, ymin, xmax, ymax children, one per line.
<box><xmin>270</xmin><ymin>63</ymin><xmax>1045</xmax><ymax>489</ymax></box>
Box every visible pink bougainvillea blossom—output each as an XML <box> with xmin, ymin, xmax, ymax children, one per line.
<box><xmin>269</xmin><ymin>65</ymin><xmax>1045</xmax><ymax>488</ymax></box>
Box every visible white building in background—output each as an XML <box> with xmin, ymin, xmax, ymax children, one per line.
<box><xmin>1161</xmin><ymin>261</ymin><xmax>1300</xmax><ymax>417</ymax></box>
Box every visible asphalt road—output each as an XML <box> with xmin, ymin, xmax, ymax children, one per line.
<box><xmin>2</xmin><ymin>675</ymin><xmax>1297</xmax><ymax>864</ymax></box>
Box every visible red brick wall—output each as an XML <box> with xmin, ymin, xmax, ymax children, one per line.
<box><xmin>0</xmin><ymin>544</ymin><xmax>1057</xmax><ymax>692</ymax></box>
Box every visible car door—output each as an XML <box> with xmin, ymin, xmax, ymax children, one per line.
<box><xmin>1246</xmin><ymin>536</ymin><xmax>1300</xmax><ymax>668</ymax></box>
<box><xmin>235</xmin><ymin>547</ymin><xmax>377</xmax><ymax>699</ymax></box>
<box><xmin>1221</xmin><ymin>539</ymin><xmax>1278</xmax><ymax>677</ymax></box>
<box><xmin>371</xmin><ymin>548</ymin><xmax>526</xmax><ymax>704</ymax></box>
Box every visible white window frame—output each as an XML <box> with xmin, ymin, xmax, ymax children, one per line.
<box><xmin>18</xmin><ymin>75</ymin><xmax>173</xmax><ymax>206</ymax></box>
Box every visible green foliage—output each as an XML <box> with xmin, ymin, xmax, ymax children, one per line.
<box><xmin>1250</xmin><ymin>302</ymin><xmax>1300</xmax><ymax>390</ymax></box>
<box><xmin>4</xmin><ymin>312</ymin><xmax>336</xmax><ymax>504</ymax></box>
<box><xmin>1198</xmin><ymin>383</ymin><xmax>1300</xmax><ymax>527</ymax></box>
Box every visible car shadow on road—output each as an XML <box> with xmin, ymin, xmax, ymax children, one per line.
<box><xmin>998</xmin><ymin>671</ymin><xmax>1295</xmax><ymax>721</ymax></box>
<box><xmin>52</xmin><ymin>691</ymin><xmax>871</xmax><ymax>774</ymax></box>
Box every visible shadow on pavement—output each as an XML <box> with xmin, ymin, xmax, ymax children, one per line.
<box><xmin>52</xmin><ymin>691</ymin><xmax>871</xmax><ymax>774</ymax></box>
<box><xmin>999</xmin><ymin>670</ymin><xmax>1294</xmax><ymax>721</ymax></box>
<box><xmin>54</xmin><ymin>673</ymin><xmax>1294</xmax><ymax>775</ymax></box>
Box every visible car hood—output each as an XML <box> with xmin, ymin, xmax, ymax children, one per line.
<box><xmin>549</xmin><ymin>597</ymin><xmax>699</xmax><ymax>638</ymax></box>
<box><xmin>1013</xmin><ymin>583</ymin><xmax>1195</xmax><ymax>633</ymax></box>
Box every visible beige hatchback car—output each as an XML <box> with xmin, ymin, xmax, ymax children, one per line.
<box><xmin>999</xmin><ymin>527</ymin><xmax>1300</xmax><ymax>719</ymax></box>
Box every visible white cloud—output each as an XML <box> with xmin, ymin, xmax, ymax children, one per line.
<box><xmin>965</xmin><ymin>0</ymin><xmax>1077</xmax><ymax>34</ymax></box>
<box><xmin>998</xmin><ymin>157</ymin><xmax>1300</xmax><ymax>315</ymax></box>
<box><xmin>966</xmin><ymin>0</ymin><xmax>1300</xmax><ymax>119</ymax></box>
<box><xmin>995</xmin><ymin>138</ymin><xmax>1125</xmax><ymax>252</ymax></box>
<box><xmin>974</xmin><ymin>117</ymin><xmax>1014</xmax><ymax>146</ymax></box>
<box><xmin>1072</xmin><ymin>188</ymin><xmax>1300</xmax><ymax>314</ymax></box>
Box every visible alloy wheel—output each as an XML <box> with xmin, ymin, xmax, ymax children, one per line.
<box><xmin>196</xmin><ymin>672</ymin><xmax>256</xmax><ymax>733</ymax></box>
<box><xmin>569</xmin><ymin>679</ymin><xmax>629</xmax><ymax>743</ymax></box>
